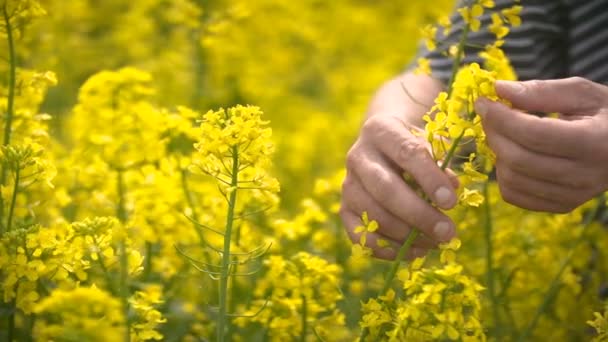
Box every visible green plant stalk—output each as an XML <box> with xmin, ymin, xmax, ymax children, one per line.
<box><xmin>5</xmin><ymin>167</ymin><xmax>19</xmax><ymax>340</ymax></box>
<box><xmin>2</xmin><ymin>8</ymin><xmax>18</xmax><ymax>336</ymax></box>
<box><xmin>181</xmin><ymin>169</ymin><xmax>211</xmax><ymax>264</ymax></box>
<box><xmin>0</xmin><ymin>5</ymin><xmax>17</xmax><ymax>236</ymax></box>
<box><xmin>362</xmin><ymin>17</ymin><xmax>471</xmax><ymax>340</ymax></box>
<box><xmin>360</xmin><ymin>130</ymin><xmax>467</xmax><ymax>340</ymax></box>
<box><xmin>116</xmin><ymin>171</ymin><xmax>130</xmax><ymax>342</ymax></box>
<box><xmin>93</xmin><ymin>236</ymin><xmax>118</xmax><ymax>296</ymax></box>
<box><xmin>7</xmin><ymin>297</ymin><xmax>16</xmax><ymax>342</ymax></box>
<box><xmin>227</xmin><ymin>205</ymin><xmax>245</xmax><ymax>342</ymax></box>
<box><xmin>483</xmin><ymin>182</ymin><xmax>501</xmax><ymax>338</ymax></box>
<box><xmin>143</xmin><ymin>241</ymin><xmax>153</xmax><ymax>280</ymax></box>
<box><xmin>300</xmin><ymin>294</ymin><xmax>307</xmax><ymax>342</ymax></box>
<box><xmin>6</xmin><ymin>167</ymin><xmax>19</xmax><ymax>232</ymax></box>
<box><xmin>380</xmin><ymin>129</ymin><xmax>465</xmax><ymax>293</ymax></box>
<box><xmin>381</xmin><ymin>230</ymin><xmax>419</xmax><ymax>295</ymax></box>
<box><xmin>517</xmin><ymin>200</ymin><xmax>602</xmax><ymax>342</ymax></box>
<box><xmin>217</xmin><ymin>146</ymin><xmax>239</xmax><ymax>342</ymax></box>
<box><xmin>447</xmin><ymin>25</ymin><xmax>470</xmax><ymax>97</ymax></box>
<box><xmin>2</xmin><ymin>7</ymin><xmax>16</xmax><ymax>149</ymax></box>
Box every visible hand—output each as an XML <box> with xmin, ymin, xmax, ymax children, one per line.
<box><xmin>340</xmin><ymin>113</ymin><xmax>459</xmax><ymax>260</ymax></box>
<box><xmin>475</xmin><ymin>77</ymin><xmax>608</xmax><ymax>213</ymax></box>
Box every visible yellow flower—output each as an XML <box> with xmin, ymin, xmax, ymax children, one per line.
<box><xmin>415</xmin><ymin>57</ymin><xmax>432</xmax><ymax>75</ymax></box>
<box><xmin>354</xmin><ymin>211</ymin><xmax>379</xmax><ymax>246</ymax></box>
<box><xmin>34</xmin><ymin>286</ymin><xmax>125</xmax><ymax>341</ymax></box>
<box><xmin>458</xmin><ymin>4</ymin><xmax>484</xmax><ymax>32</ymax></box>
<box><xmin>502</xmin><ymin>5</ymin><xmax>522</xmax><ymax>27</ymax></box>
<box><xmin>489</xmin><ymin>13</ymin><xmax>509</xmax><ymax>39</ymax></box>
<box><xmin>421</xmin><ymin>24</ymin><xmax>438</xmax><ymax>51</ymax></box>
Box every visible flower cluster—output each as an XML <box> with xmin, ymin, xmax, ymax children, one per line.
<box><xmin>238</xmin><ymin>252</ymin><xmax>348</xmax><ymax>341</ymax></box>
<box><xmin>33</xmin><ymin>286</ymin><xmax>126</xmax><ymax>341</ymax></box>
<box><xmin>360</xmin><ymin>240</ymin><xmax>485</xmax><ymax>341</ymax></box>
<box><xmin>0</xmin><ymin>1</ymin><xmax>606</xmax><ymax>341</ymax></box>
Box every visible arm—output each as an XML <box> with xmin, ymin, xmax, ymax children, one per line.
<box><xmin>340</xmin><ymin>71</ymin><xmax>459</xmax><ymax>260</ymax></box>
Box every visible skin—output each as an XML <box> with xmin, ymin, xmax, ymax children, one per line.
<box><xmin>341</xmin><ymin>72</ymin><xmax>457</xmax><ymax>260</ymax></box>
<box><xmin>476</xmin><ymin>77</ymin><xmax>608</xmax><ymax>214</ymax></box>
<box><xmin>341</xmin><ymin>74</ymin><xmax>608</xmax><ymax>260</ymax></box>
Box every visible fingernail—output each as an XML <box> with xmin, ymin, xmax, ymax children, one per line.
<box><xmin>434</xmin><ymin>186</ymin><xmax>455</xmax><ymax>208</ymax></box>
<box><xmin>475</xmin><ymin>98</ymin><xmax>488</xmax><ymax>118</ymax></box>
<box><xmin>433</xmin><ymin>221</ymin><xmax>453</xmax><ymax>242</ymax></box>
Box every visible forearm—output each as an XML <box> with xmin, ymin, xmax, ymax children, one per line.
<box><xmin>366</xmin><ymin>72</ymin><xmax>444</xmax><ymax>128</ymax></box>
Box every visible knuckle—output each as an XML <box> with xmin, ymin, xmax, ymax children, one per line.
<box><xmin>569</xmin><ymin>76</ymin><xmax>593</xmax><ymax>93</ymax></box>
<box><xmin>524</xmin><ymin>79</ymin><xmax>546</xmax><ymax>95</ymax></box>
<box><xmin>397</xmin><ymin>139</ymin><xmax>428</xmax><ymax>165</ymax></box>
<box><xmin>361</xmin><ymin>115</ymin><xmax>385</xmax><ymax>136</ymax></box>
<box><xmin>498</xmin><ymin>183</ymin><xmax>519</xmax><ymax>206</ymax></box>
<box><xmin>496</xmin><ymin>165</ymin><xmax>516</xmax><ymax>187</ymax></box>
<box><xmin>369</xmin><ymin>173</ymin><xmax>394</xmax><ymax>202</ymax></box>
<box><xmin>568</xmin><ymin>77</ymin><xmax>604</xmax><ymax>111</ymax></box>
<box><xmin>503</xmin><ymin>152</ymin><xmax>527</xmax><ymax>173</ymax></box>
<box><xmin>345</xmin><ymin>146</ymin><xmax>363</xmax><ymax>170</ymax></box>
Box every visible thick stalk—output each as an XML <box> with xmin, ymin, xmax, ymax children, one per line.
<box><xmin>181</xmin><ymin>169</ymin><xmax>210</xmax><ymax>264</ymax></box>
<box><xmin>116</xmin><ymin>171</ymin><xmax>130</xmax><ymax>342</ymax></box>
<box><xmin>0</xmin><ymin>5</ymin><xmax>17</xmax><ymax>236</ymax></box>
<box><xmin>300</xmin><ymin>294</ymin><xmax>307</xmax><ymax>342</ymax></box>
<box><xmin>360</xmin><ymin>130</ymin><xmax>467</xmax><ymax>340</ymax></box>
<box><xmin>517</xmin><ymin>201</ymin><xmax>602</xmax><ymax>341</ymax></box>
<box><xmin>7</xmin><ymin>297</ymin><xmax>15</xmax><ymax>342</ymax></box>
<box><xmin>380</xmin><ymin>129</ymin><xmax>465</xmax><ymax>293</ymax></box>
<box><xmin>447</xmin><ymin>25</ymin><xmax>470</xmax><ymax>96</ymax></box>
<box><xmin>217</xmin><ymin>146</ymin><xmax>239</xmax><ymax>342</ymax></box>
<box><xmin>6</xmin><ymin>167</ymin><xmax>19</xmax><ymax>232</ymax></box>
<box><xmin>483</xmin><ymin>182</ymin><xmax>500</xmax><ymax>338</ymax></box>
<box><xmin>2</xmin><ymin>6</ymin><xmax>16</xmax><ymax>148</ymax></box>
<box><xmin>362</xmin><ymin>16</ymin><xmax>472</xmax><ymax>339</ymax></box>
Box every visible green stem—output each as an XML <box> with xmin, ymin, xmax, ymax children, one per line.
<box><xmin>362</xmin><ymin>15</ymin><xmax>472</xmax><ymax>340</ymax></box>
<box><xmin>0</xmin><ymin>4</ymin><xmax>17</xmax><ymax>236</ymax></box>
<box><xmin>181</xmin><ymin>168</ymin><xmax>210</xmax><ymax>264</ymax></box>
<box><xmin>6</xmin><ymin>166</ymin><xmax>19</xmax><ymax>232</ymax></box>
<box><xmin>300</xmin><ymin>294</ymin><xmax>307</xmax><ymax>342</ymax></box>
<box><xmin>93</xmin><ymin>236</ymin><xmax>118</xmax><ymax>296</ymax></box>
<box><xmin>217</xmin><ymin>146</ymin><xmax>239</xmax><ymax>342</ymax></box>
<box><xmin>447</xmin><ymin>16</ymin><xmax>470</xmax><ymax>97</ymax></box>
<box><xmin>483</xmin><ymin>182</ymin><xmax>500</xmax><ymax>338</ymax></box>
<box><xmin>143</xmin><ymin>241</ymin><xmax>152</xmax><ymax>281</ymax></box>
<box><xmin>381</xmin><ymin>230</ymin><xmax>419</xmax><ymax>295</ymax></box>
<box><xmin>517</xmin><ymin>200</ymin><xmax>602</xmax><ymax>342</ymax></box>
<box><xmin>116</xmin><ymin>171</ymin><xmax>130</xmax><ymax>342</ymax></box>
<box><xmin>360</xmin><ymin>129</ymin><xmax>467</xmax><ymax>341</ymax></box>
<box><xmin>7</xmin><ymin>297</ymin><xmax>15</xmax><ymax>342</ymax></box>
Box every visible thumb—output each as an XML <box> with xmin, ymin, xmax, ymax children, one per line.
<box><xmin>496</xmin><ymin>77</ymin><xmax>608</xmax><ymax>115</ymax></box>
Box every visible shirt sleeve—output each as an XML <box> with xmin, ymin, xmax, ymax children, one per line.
<box><xmin>411</xmin><ymin>0</ymin><xmax>568</xmax><ymax>83</ymax></box>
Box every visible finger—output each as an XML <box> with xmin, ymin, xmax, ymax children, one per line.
<box><xmin>349</xmin><ymin>152</ymin><xmax>456</xmax><ymax>243</ymax></box>
<box><xmin>495</xmin><ymin>163</ymin><xmax>587</xmax><ymax>209</ymax></box>
<box><xmin>341</xmin><ymin>209</ymin><xmax>429</xmax><ymax>261</ymax></box>
<box><xmin>476</xmin><ymin>97</ymin><xmax>592</xmax><ymax>158</ymax></box>
<box><xmin>444</xmin><ymin>167</ymin><xmax>461</xmax><ymax>189</ymax></box>
<box><xmin>482</xmin><ymin>122</ymin><xmax>589</xmax><ymax>188</ymax></box>
<box><xmin>362</xmin><ymin>116</ymin><xmax>457</xmax><ymax>209</ymax></box>
<box><xmin>341</xmin><ymin>173</ymin><xmax>438</xmax><ymax>249</ymax></box>
<box><xmin>496</xmin><ymin>78</ymin><xmax>608</xmax><ymax>115</ymax></box>
<box><xmin>497</xmin><ymin>180</ymin><xmax>577</xmax><ymax>214</ymax></box>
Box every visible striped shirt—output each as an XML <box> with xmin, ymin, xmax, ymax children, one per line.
<box><xmin>417</xmin><ymin>0</ymin><xmax>608</xmax><ymax>84</ymax></box>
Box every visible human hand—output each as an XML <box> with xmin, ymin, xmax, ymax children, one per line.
<box><xmin>475</xmin><ymin>77</ymin><xmax>608</xmax><ymax>213</ymax></box>
<box><xmin>340</xmin><ymin>113</ymin><xmax>459</xmax><ymax>260</ymax></box>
